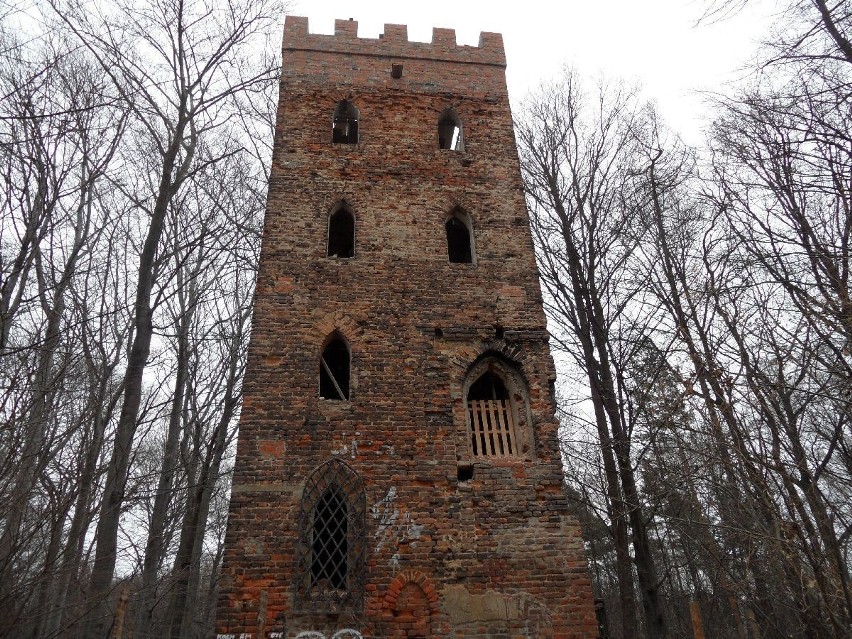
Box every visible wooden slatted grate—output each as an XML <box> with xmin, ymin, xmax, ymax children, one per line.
<box><xmin>467</xmin><ymin>399</ymin><xmax>518</xmax><ymax>457</ymax></box>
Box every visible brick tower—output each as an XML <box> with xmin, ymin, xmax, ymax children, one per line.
<box><xmin>216</xmin><ymin>16</ymin><xmax>598</xmax><ymax>639</ymax></box>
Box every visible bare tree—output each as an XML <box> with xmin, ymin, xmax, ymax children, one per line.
<box><xmin>519</xmin><ymin>71</ymin><xmax>669</xmax><ymax>639</ymax></box>
<box><xmin>0</xmin><ymin>32</ymin><xmax>128</xmax><ymax>633</ymax></box>
<box><xmin>704</xmin><ymin>28</ymin><xmax>852</xmax><ymax>631</ymax></box>
<box><xmin>45</xmin><ymin>0</ymin><xmax>282</xmax><ymax>633</ymax></box>
<box><xmin>1</xmin><ymin>0</ymin><xmax>276</xmax><ymax>636</ymax></box>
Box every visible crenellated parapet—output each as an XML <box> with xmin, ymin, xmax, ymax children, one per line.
<box><xmin>283</xmin><ymin>16</ymin><xmax>506</xmax><ymax>67</ymax></box>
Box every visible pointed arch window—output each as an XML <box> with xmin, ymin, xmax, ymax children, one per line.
<box><xmin>296</xmin><ymin>459</ymin><xmax>367</xmax><ymax>612</ymax></box>
<box><xmin>320</xmin><ymin>335</ymin><xmax>350</xmax><ymax>400</ymax></box>
<box><xmin>446</xmin><ymin>210</ymin><xmax>474</xmax><ymax>264</ymax></box>
<box><xmin>332</xmin><ymin>99</ymin><xmax>359</xmax><ymax>144</ymax></box>
<box><xmin>328</xmin><ymin>205</ymin><xmax>355</xmax><ymax>258</ymax></box>
<box><xmin>465</xmin><ymin>357</ymin><xmax>531</xmax><ymax>458</ymax></box>
<box><xmin>438</xmin><ymin>108</ymin><xmax>463</xmax><ymax>151</ymax></box>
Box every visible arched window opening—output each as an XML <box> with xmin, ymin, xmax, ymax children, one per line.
<box><xmin>468</xmin><ymin>371</ymin><xmax>508</xmax><ymax>401</ymax></box>
<box><xmin>328</xmin><ymin>207</ymin><xmax>355</xmax><ymax>258</ymax></box>
<box><xmin>438</xmin><ymin>108</ymin><xmax>463</xmax><ymax>151</ymax></box>
<box><xmin>297</xmin><ymin>460</ymin><xmax>367</xmax><ymax>612</ymax></box>
<box><xmin>446</xmin><ymin>215</ymin><xmax>473</xmax><ymax>264</ymax></box>
<box><xmin>332</xmin><ymin>99</ymin><xmax>359</xmax><ymax>144</ymax></box>
<box><xmin>320</xmin><ymin>337</ymin><xmax>350</xmax><ymax>400</ymax></box>
<box><xmin>311</xmin><ymin>486</ymin><xmax>348</xmax><ymax>590</ymax></box>
<box><xmin>465</xmin><ymin>359</ymin><xmax>529</xmax><ymax>458</ymax></box>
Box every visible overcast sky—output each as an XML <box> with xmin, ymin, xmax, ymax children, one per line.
<box><xmin>291</xmin><ymin>0</ymin><xmax>778</xmax><ymax>143</ymax></box>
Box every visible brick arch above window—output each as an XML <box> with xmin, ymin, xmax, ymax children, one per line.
<box><xmin>313</xmin><ymin>312</ymin><xmax>361</xmax><ymax>346</ymax></box>
<box><xmin>384</xmin><ymin>570</ymin><xmax>440</xmax><ymax>613</ymax></box>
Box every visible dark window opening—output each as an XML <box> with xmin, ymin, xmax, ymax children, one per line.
<box><xmin>457</xmin><ymin>464</ymin><xmax>474</xmax><ymax>482</ymax></box>
<box><xmin>438</xmin><ymin>109</ymin><xmax>463</xmax><ymax>151</ymax></box>
<box><xmin>311</xmin><ymin>487</ymin><xmax>348</xmax><ymax>590</ymax></box>
<box><xmin>333</xmin><ymin>100</ymin><xmax>359</xmax><ymax>144</ymax></box>
<box><xmin>468</xmin><ymin>371</ymin><xmax>508</xmax><ymax>401</ymax></box>
<box><xmin>320</xmin><ymin>338</ymin><xmax>350</xmax><ymax>399</ymax></box>
<box><xmin>328</xmin><ymin>208</ymin><xmax>355</xmax><ymax>258</ymax></box>
<box><xmin>446</xmin><ymin>217</ymin><xmax>472</xmax><ymax>264</ymax></box>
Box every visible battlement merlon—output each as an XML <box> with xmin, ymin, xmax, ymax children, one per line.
<box><xmin>283</xmin><ymin>16</ymin><xmax>506</xmax><ymax>68</ymax></box>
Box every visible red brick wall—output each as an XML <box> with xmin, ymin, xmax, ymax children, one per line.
<box><xmin>215</xmin><ymin>16</ymin><xmax>599</xmax><ymax>639</ymax></box>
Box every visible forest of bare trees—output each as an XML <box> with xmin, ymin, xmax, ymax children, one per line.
<box><xmin>0</xmin><ymin>0</ymin><xmax>849</xmax><ymax>638</ymax></box>
<box><xmin>518</xmin><ymin>1</ymin><xmax>851</xmax><ymax>637</ymax></box>
<box><xmin>1</xmin><ymin>0</ymin><xmax>281</xmax><ymax>636</ymax></box>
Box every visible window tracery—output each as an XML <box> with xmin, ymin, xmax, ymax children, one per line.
<box><xmin>296</xmin><ymin>459</ymin><xmax>367</xmax><ymax>612</ymax></box>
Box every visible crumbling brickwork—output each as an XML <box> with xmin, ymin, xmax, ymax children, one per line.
<box><xmin>216</xmin><ymin>16</ymin><xmax>599</xmax><ymax>639</ymax></box>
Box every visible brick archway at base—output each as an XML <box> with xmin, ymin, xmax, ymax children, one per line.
<box><xmin>383</xmin><ymin>571</ymin><xmax>440</xmax><ymax>638</ymax></box>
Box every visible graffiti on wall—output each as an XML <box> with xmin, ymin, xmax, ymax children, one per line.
<box><xmin>217</xmin><ymin>632</ymin><xmax>361</xmax><ymax>639</ymax></box>
<box><xmin>371</xmin><ymin>486</ymin><xmax>424</xmax><ymax>570</ymax></box>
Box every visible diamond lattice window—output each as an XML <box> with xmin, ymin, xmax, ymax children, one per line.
<box><xmin>296</xmin><ymin>459</ymin><xmax>366</xmax><ymax>612</ymax></box>
<box><xmin>311</xmin><ymin>487</ymin><xmax>348</xmax><ymax>589</ymax></box>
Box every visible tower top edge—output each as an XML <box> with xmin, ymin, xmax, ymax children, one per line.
<box><xmin>283</xmin><ymin>16</ymin><xmax>506</xmax><ymax>67</ymax></box>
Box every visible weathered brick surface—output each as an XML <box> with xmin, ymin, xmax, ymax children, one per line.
<box><xmin>216</xmin><ymin>16</ymin><xmax>599</xmax><ymax>639</ymax></box>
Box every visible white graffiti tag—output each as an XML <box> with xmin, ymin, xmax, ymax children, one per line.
<box><xmin>371</xmin><ymin>486</ymin><xmax>398</xmax><ymax>552</ymax></box>
<box><xmin>294</xmin><ymin>631</ymin><xmax>363</xmax><ymax>639</ymax></box>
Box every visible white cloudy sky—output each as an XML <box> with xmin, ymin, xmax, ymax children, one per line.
<box><xmin>291</xmin><ymin>0</ymin><xmax>778</xmax><ymax>143</ymax></box>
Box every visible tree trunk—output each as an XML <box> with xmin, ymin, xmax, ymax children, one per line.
<box><xmin>85</xmin><ymin>122</ymin><xmax>187</xmax><ymax>636</ymax></box>
<box><xmin>168</xmin><ymin>340</ymin><xmax>241</xmax><ymax>639</ymax></box>
<box><xmin>135</xmin><ymin>270</ymin><xmax>195</xmax><ymax>638</ymax></box>
<box><xmin>559</xmin><ymin>213</ymin><xmax>642</xmax><ymax>639</ymax></box>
